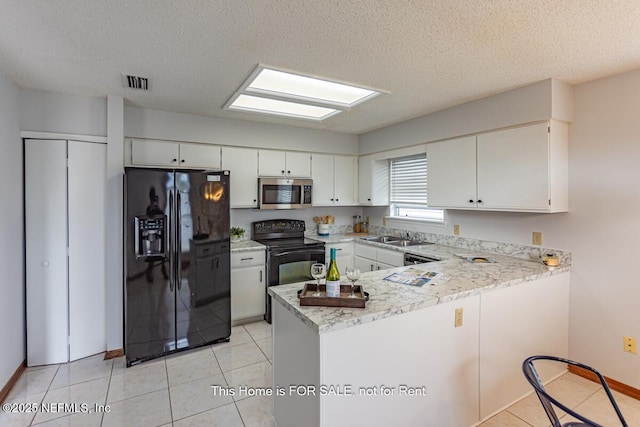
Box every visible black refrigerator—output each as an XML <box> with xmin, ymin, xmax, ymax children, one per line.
<box><xmin>124</xmin><ymin>167</ymin><xmax>231</xmax><ymax>366</ymax></box>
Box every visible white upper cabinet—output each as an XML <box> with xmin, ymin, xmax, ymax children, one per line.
<box><xmin>258</xmin><ymin>150</ymin><xmax>311</xmax><ymax>177</ymax></box>
<box><xmin>358</xmin><ymin>155</ymin><xmax>389</xmax><ymax>206</ymax></box>
<box><xmin>222</xmin><ymin>146</ymin><xmax>259</xmax><ymax>208</ymax></box>
<box><xmin>129</xmin><ymin>139</ymin><xmax>221</xmax><ymax>169</ymax></box>
<box><xmin>333</xmin><ymin>155</ymin><xmax>358</xmax><ymax>205</ymax></box>
<box><xmin>131</xmin><ymin>139</ymin><xmax>179</xmax><ymax>166</ymax></box>
<box><xmin>178</xmin><ymin>143</ymin><xmax>222</xmax><ymax>169</ymax></box>
<box><xmin>477</xmin><ymin>123</ymin><xmax>550</xmax><ymax>211</ymax></box>
<box><xmin>426</xmin><ymin>136</ymin><xmax>477</xmax><ymax>208</ymax></box>
<box><xmin>426</xmin><ymin>121</ymin><xmax>568</xmax><ymax>213</ymax></box>
<box><xmin>312</xmin><ymin>154</ymin><xmax>358</xmax><ymax>206</ymax></box>
<box><xmin>311</xmin><ymin>154</ymin><xmax>334</xmax><ymax>205</ymax></box>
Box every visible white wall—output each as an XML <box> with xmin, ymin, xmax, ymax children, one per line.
<box><xmin>0</xmin><ymin>73</ymin><xmax>24</xmax><ymax>388</ymax></box>
<box><xmin>20</xmin><ymin>89</ymin><xmax>107</xmax><ymax>136</ymax></box>
<box><xmin>124</xmin><ymin>107</ymin><xmax>359</xmax><ymax>155</ymax></box>
<box><xmin>363</xmin><ymin>69</ymin><xmax>640</xmax><ymax>387</ymax></box>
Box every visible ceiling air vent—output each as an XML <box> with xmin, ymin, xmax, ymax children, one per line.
<box><xmin>122</xmin><ymin>74</ymin><xmax>150</xmax><ymax>90</ymax></box>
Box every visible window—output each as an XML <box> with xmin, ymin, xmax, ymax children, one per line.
<box><xmin>389</xmin><ymin>154</ymin><xmax>444</xmax><ymax>222</ymax></box>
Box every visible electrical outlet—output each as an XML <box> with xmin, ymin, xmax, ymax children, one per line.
<box><xmin>532</xmin><ymin>232</ymin><xmax>542</xmax><ymax>246</ymax></box>
<box><xmin>382</xmin><ymin>217</ymin><xmax>387</xmax><ymax>226</ymax></box>
<box><xmin>454</xmin><ymin>308</ymin><xmax>463</xmax><ymax>327</ymax></box>
<box><xmin>453</xmin><ymin>224</ymin><xmax>460</xmax><ymax>236</ymax></box>
<box><xmin>624</xmin><ymin>336</ymin><xmax>637</xmax><ymax>354</ymax></box>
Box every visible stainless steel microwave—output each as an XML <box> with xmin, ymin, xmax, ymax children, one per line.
<box><xmin>258</xmin><ymin>178</ymin><xmax>313</xmax><ymax>209</ymax></box>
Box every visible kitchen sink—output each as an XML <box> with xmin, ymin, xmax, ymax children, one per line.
<box><xmin>360</xmin><ymin>235</ymin><xmax>402</xmax><ymax>243</ymax></box>
<box><xmin>386</xmin><ymin>240</ymin><xmax>434</xmax><ymax>247</ymax></box>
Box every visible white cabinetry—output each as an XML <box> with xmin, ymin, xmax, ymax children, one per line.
<box><xmin>426</xmin><ymin>121</ymin><xmax>568</xmax><ymax>212</ymax></box>
<box><xmin>231</xmin><ymin>250</ymin><xmax>266</xmax><ymax>325</ymax></box>
<box><xmin>312</xmin><ymin>154</ymin><xmax>358</xmax><ymax>206</ymax></box>
<box><xmin>354</xmin><ymin>243</ymin><xmax>404</xmax><ymax>272</ymax></box>
<box><xmin>26</xmin><ymin>139</ymin><xmax>107</xmax><ymax>365</ymax></box>
<box><xmin>425</xmin><ymin>136</ymin><xmax>477</xmax><ymax>208</ymax></box>
<box><xmin>258</xmin><ymin>150</ymin><xmax>311</xmax><ymax>177</ymax></box>
<box><xmin>324</xmin><ymin>242</ymin><xmax>354</xmax><ymax>270</ymax></box>
<box><xmin>222</xmin><ymin>146</ymin><xmax>259</xmax><ymax>208</ymax></box>
<box><xmin>129</xmin><ymin>139</ymin><xmax>222</xmax><ymax>169</ymax></box>
<box><xmin>358</xmin><ymin>155</ymin><xmax>389</xmax><ymax>205</ymax></box>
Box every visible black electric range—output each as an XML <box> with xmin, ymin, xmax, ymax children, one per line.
<box><xmin>252</xmin><ymin>219</ymin><xmax>326</xmax><ymax>323</ymax></box>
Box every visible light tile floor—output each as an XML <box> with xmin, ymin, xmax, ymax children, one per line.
<box><xmin>1</xmin><ymin>321</ymin><xmax>274</xmax><ymax>427</ymax></box>
<box><xmin>478</xmin><ymin>370</ymin><xmax>640</xmax><ymax>426</ymax></box>
<box><xmin>3</xmin><ymin>320</ymin><xmax>640</xmax><ymax>426</ymax></box>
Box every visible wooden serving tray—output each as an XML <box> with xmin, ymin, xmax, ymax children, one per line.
<box><xmin>298</xmin><ymin>283</ymin><xmax>368</xmax><ymax>308</ymax></box>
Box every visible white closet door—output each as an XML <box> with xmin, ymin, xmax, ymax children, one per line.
<box><xmin>26</xmin><ymin>139</ymin><xmax>69</xmax><ymax>366</ymax></box>
<box><xmin>68</xmin><ymin>140</ymin><xmax>107</xmax><ymax>361</ymax></box>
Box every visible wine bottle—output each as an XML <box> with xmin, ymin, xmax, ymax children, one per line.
<box><xmin>326</xmin><ymin>248</ymin><xmax>341</xmax><ymax>297</ymax></box>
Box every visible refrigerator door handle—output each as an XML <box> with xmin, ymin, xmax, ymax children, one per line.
<box><xmin>176</xmin><ymin>191</ymin><xmax>182</xmax><ymax>290</ymax></box>
<box><xmin>169</xmin><ymin>190</ymin><xmax>175</xmax><ymax>292</ymax></box>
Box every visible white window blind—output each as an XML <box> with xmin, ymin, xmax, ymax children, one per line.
<box><xmin>390</xmin><ymin>154</ymin><xmax>427</xmax><ymax>204</ymax></box>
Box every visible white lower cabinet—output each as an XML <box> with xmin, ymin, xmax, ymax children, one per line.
<box><xmin>354</xmin><ymin>243</ymin><xmax>404</xmax><ymax>272</ymax></box>
<box><xmin>25</xmin><ymin>139</ymin><xmax>107</xmax><ymax>365</ymax></box>
<box><xmin>231</xmin><ymin>250</ymin><xmax>266</xmax><ymax>324</ymax></box>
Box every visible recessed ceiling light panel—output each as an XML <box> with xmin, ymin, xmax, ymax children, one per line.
<box><xmin>224</xmin><ymin>65</ymin><xmax>384</xmax><ymax>121</ymax></box>
<box><xmin>227</xmin><ymin>94</ymin><xmax>340</xmax><ymax>121</ymax></box>
<box><xmin>246</xmin><ymin>68</ymin><xmax>379</xmax><ymax>107</ymax></box>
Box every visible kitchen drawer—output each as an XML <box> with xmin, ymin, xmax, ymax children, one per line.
<box><xmin>355</xmin><ymin>243</ymin><xmax>376</xmax><ymax>261</ymax></box>
<box><xmin>377</xmin><ymin>247</ymin><xmax>403</xmax><ymax>267</ymax></box>
<box><xmin>231</xmin><ymin>250</ymin><xmax>265</xmax><ymax>268</ymax></box>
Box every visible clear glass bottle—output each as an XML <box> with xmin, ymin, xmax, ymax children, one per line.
<box><xmin>326</xmin><ymin>248</ymin><xmax>341</xmax><ymax>297</ymax></box>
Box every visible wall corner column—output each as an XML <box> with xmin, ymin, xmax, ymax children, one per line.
<box><xmin>106</xmin><ymin>95</ymin><xmax>124</xmax><ymax>350</ymax></box>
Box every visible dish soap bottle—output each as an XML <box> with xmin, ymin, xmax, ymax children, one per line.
<box><xmin>326</xmin><ymin>248</ymin><xmax>341</xmax><ymax>297</ymax></box>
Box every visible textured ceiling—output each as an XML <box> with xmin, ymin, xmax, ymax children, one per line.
<box><xmin>1</xmin><ymin>0</ymin><xmax>639</xmax><ymax>134</ymax></box>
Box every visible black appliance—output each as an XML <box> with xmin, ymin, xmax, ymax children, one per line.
<box><xmin>252</xmin><ymin>219</ymin><xmax>325</xmax><ymax>323</ymax></box>
<box><xmin>124</xmin><ymin>168</ymin><xmax>231</xmax><ymax>366</ymax></box>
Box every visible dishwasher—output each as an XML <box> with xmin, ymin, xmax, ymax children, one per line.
<box><xmin>404</xmin><ymin>253</ymin><xmax>439</xmax><ymax>266</ymax></box>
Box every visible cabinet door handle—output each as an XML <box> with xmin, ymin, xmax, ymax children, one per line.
<box><xmin>370</xmin><ymin>264</ymin><xmax>374</xmax><ymax>271</ymax></box>
<box><xmin>181</xmin><ymin>159</ymin><xmax>185</xmax><ymax>163</ymax></box>
<box><xmin>172</xmin><ymin>158</ymin><xmax>177</xmax><ymax>162</ymax></box>
<box><xmin>336</xmin><ymin>198</ymin><xmax>339</xmax><ymax>202</ymax></box>
<box><xmin>330</xmin><ymin>198</ymin><xmax>334</xmax><ymax>201</ymax></box>
<box><xmin>281</xmin><ymin>170</ymin><xmax>285</xmax><ymax>174</ymax></box>
<box><xmin>259</xmin><ymin>270</ymin><xmax>263</xmax><ymax>283</ymax></box>
<box><xmin>240</xmin><ymin>257</ymin><xmax>254</xmax><ymax>261</ymax></box>
<box><xmin>287</xmin><ymin>170</ymin><xmax>291</xmax><ymax>174</ymax></box>
<box><xmin>469</xmin><ymin>199</ymin><xmax>474</xmax><ymax>203</ymax></box>
<box><xmin>368</xmin><ymin>198</ymin><xmax>371</xmax><ymax>201</ymax></box>
<box><xmin>477</xmin><ymin>199</ymin><xmax>483</xmax><ymax>203</ymax></box>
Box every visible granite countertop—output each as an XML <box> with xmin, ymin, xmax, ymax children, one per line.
<box><xmin>230</xmin><ymin>240</ymin><xmax>266</xmax><ymax>252</ymax></box>
<box><xmin>268</xmin><ymin>241</ymin><xmax>570</xmax><ymax>334</ymax></box>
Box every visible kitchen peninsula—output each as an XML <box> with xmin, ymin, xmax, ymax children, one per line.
<box><xmin>268</xmin><ymin>241</ymin><xmax>571</xmax><ymax>426</ymax></box>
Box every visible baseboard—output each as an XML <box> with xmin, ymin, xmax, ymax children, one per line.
<box><xmin>568</xmin><ymin>365</ymin><xmax>640</xmax><ymax>400</ymax></box>
<box><xmin>0</xmin><ymin>360</ymin><xmax>26</xmax><ymax>404</ymax></box>
<box><xmin>104</xmin><ymin>349</ymin><xmax>124</xmax><ymax>360</ymax></box>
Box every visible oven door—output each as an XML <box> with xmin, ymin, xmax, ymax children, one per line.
<box><xmin>265</xmin><ymin>246</ymin><xmax>325</xmax><ymax>322</ymax></box>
